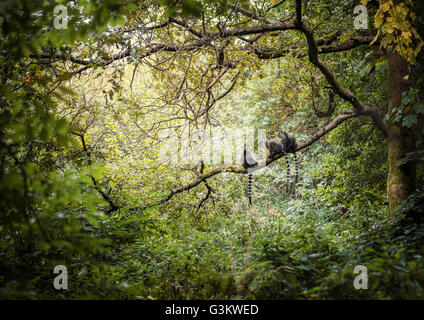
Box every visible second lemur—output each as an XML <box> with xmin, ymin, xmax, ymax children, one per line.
<box><xmin>278</xmin><ymin>130</ymin><xmax>298</xmax><ymax>185</ymax></box>
<box><xmin>260</xmin><ymin>137</ymin><xmax>291</xmax><ymax>193</ymax></box>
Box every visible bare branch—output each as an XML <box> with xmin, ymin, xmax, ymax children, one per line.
<box><xmin>229</xmin><ymin>4</ymin><xmax>270</xmax><ymax>24</ymax></box>
<box><xmin>73</xmin><ymin>132</ymin><xmax>120</xmax><ymax>214</ymax></box>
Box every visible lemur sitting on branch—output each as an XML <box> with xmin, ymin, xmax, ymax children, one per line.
<box><xmin>260</xmin><ymin>131</ymin><xmax>298</xmax><ymax>193</ymax></box>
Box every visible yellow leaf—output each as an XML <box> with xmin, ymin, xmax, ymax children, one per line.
<box><xmin>374</xmin><ymin>13</ymin><xmax>383</xmax><ymax>28</ymax></box>
<box><xmin>381</xmin><ymin>2</ymin><xmax>391</xmax><ymax>12</ymax></box>
<box><xmin>382</xmin><ymin>25</ymin><xmax>394</xmax><ymax>34</ymax></box>
<box><xmin>402</xmin><ymin>31</ymin><xmax>412</xmax><ymax>39</ymax></box>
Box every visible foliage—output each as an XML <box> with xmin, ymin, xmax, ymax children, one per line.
<box><xmin>1</xmin><ymin>0</ymin><xmax>424</xmax><ymax>300</ymax></box>
<box><xmin>363</xmin><ymin>0</ymin><xmax>424</xmax><ymax>65</ymax></box>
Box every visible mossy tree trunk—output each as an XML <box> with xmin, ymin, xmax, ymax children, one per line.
<box><xmin>386</xmin><ymin>51</ymin><xmax>416</xmax><ymax>212</ymax></box>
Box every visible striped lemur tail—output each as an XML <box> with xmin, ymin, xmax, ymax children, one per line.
<box><xmin>248</xmin><ymin>173</ymin><xmax>253</xmax><ymax>205</ymax></box>
<box><xmin>284</xmin><ymin>153</ymin><xmax>290</xmax><ymax>193</ymax></box>
<box><xmin>278</xmin><ymin>130</ymin><xmax>298</xmax><ymax>193</ymax></box>
<box><xmin>293</xmin><ymin>152</ymin><xmax>298</xmax><ymax>184</ymax></box>
<box><xmin>240</xmin><ymin>147</ymin><xmax>258</xmax><ymax>205</ymax></box>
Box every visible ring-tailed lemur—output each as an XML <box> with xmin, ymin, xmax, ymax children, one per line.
<box><xmin>260</xmin><ymin>131</ymin><xmax>298</xmax><ymax>193</ymax></box>
<box><xmin>240</xmin><ymin>147</ymin><xmax>258</xmax><ymax>205</ymax></box>
<box><xmin>260</xmin><ymin>138</ymin><xmax>291</xmax><ymax>193</ymax></box>
<box><xmin>262</xmin><ymin>138</ymin><xmax>284</xmax><ymax>159</ymax></box>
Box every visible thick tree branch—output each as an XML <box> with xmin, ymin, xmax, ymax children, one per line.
<box><xmin>296</xmin><ymin>110</ymin><xmax>358</xmax><ymax>151</ymax></box>
<box><xmin>318</xmin><ymin>36</ymin><xmax>377</xmax><ymax>54</ymax></box>
<box><xmin>249</xmin><ymin>34</ymin><xmax>376</xmax><ymax>60</ymax></box>
<box><xmin>221</xmin><ymin>21</ymin><xmax>296</xmax><ymax>37</ymax></box>
<box><xmin>294</xmin><ymin>0</ymin><xmax>388</xmax><ymax>137</ymax></box>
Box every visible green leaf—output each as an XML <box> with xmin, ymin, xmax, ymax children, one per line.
<box><xmin>383</xmin><ymin>114</ymin><xmax>390</xmax><ymax>123</ymax></box>
<box><xmin>401</xmin><ymin>92</ymin><xmax>413</xmax><ymax>105</ymax></box>
<box><xmin>414</xmin><ymin>103</ymin><xmax>424</xmax><ymax>114</ymax></box>
<box><xmin>116</xmin><ymin>15</ymin><xmax>127</xmax><ymax>26</ymax></box>
<box><xmin>402</xmin><ymin>114</ymin><xmax>417</xmax><ymax>128</ymax></box>
<box><xmin>58</xmin><ymin>72</ymin><xmax>73</xmax><ymax>81</ymax></box>
<box><xmin>359</xmin><ymin>65</ymin><xmax>371</xmax><ymax>77</ymax></box>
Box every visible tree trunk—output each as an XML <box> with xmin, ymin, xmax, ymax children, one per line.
<box><xmin>386</xmin><ymin>51</ymin><xmax>416</xmax><ymax>212</ymax></box>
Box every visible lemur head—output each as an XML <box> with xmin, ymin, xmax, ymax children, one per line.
<box><xmin>278</xmin><ymin>130</ymin><xmax>288</xmax><ymax>141</ymax></box>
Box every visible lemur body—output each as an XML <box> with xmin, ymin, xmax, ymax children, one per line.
<box><xmin>240</xmin><ymin>147</ymin><xmax>258</xmax><ymax>205</ymax></box>
<box><xmin>264</xmin><ymin>138</ymin><xmax>284</xmax><ymax>159</ymax></box>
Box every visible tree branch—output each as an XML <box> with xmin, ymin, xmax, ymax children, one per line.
<box><xmin>318</xmin><ymin>36</ymin><xmax>377</xmax><ymax>54</ymax></box>
<box><xmin>73</xmin><ymin>132</ymin><xmax>120</xmax><ymax>214</ymax></box>
<box><xmin>294</xmin><ymin>0</ymin><xmax>388</xmax><ymax>137</ymax></box>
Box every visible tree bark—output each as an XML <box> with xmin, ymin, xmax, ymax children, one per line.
<box><xmin>386</xmin><ymin>51</ymin><xmax>416</xmax><ymax>212</ymax></box>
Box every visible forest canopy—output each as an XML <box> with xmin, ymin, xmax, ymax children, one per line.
<box><xmin>1</xmin><ymin>0</ymin><xmax>424</xmax><ymax>299</ymax></box>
